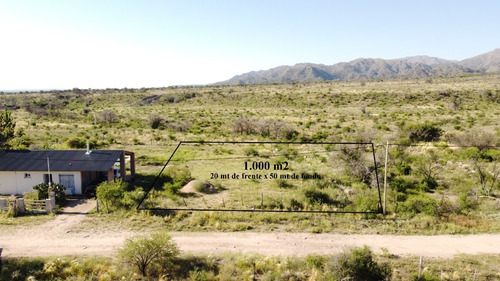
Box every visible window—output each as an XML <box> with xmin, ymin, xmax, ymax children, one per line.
<box><xmin>59</xmin><ymin>174</ymin><xmax>75</xmax><ymax>195</ymax></box>
<box><xmin>43</xmin><ymin>174</ymin><xmax>53</xmax><ymax>184</ymax></box>
<box><xmin>24</xmin><ymin>173</ymin><xmax>31</xmax><ymax>178</ymax></box>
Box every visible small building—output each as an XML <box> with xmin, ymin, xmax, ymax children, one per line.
<box><xmin>0</xmin><ymin>150</ymin><xmax>135</xmax><ymax>195</ymax></box>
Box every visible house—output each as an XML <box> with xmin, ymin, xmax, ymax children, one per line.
<box><xmin>0</xmin><ymin>150</ymin><xmax>135</xmax><ymax>195</ymax></box>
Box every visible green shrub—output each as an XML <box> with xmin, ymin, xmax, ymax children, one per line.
<box><xmin>390</xmin><ymin>177</ymin><xmax>416</xmax><ymax>193</ymax></box>
<box><xmin>191</xmin><ymin>180</ymin><xmax>214</xmax><ymax>193</ymax></box>
<box><xmin>403</xmin><ymin>123</ymin><xmax>442</xmax><ymax>142</ymax></box>
<box><xmin>421</xmin><ymin>176</ymin><xmax>438</xmax><ymax>191</ymax></box>
<box><xmin>121</xmin><ymin>188</ymin><xmax>144</xmax><ymax>208</ymax></box>
<box><xmin>66</xmin><ymin>137</ymin><xmax>97</xmax><ymax>149</ymax></box>
<box><xmin>32</xmin><ymin>182</ymin><xmax>66</xmax><ymax>205</ymax></box>
<box><xmin>483</xmin><ymin>149</ymin><xmax>500</xmax><ymax>161</ymax></box>
<box><xmin>118</xmin><ymin>231</ymin><xmax>179</xmax><ymax>277</ymax></box>
<box><xmin>244</xmin><ymin>147</ymin><xmax>259</xmax><ymax>156</ymax></box>
<box><xmin>458</xmin><ymin>194</ymin><xmax>478</xmax><ymax>214</ymax></box>
<box><xmin>306</xmin><ymin>254</ymin><xmax>327</xmax><ymax>269</ymax></box>
<box><xmin>399</xmin><ymin>194</ymin><xmax>437</xmax><ymax>216</ymax></box>
<box><xmin>460</xmin><ymin>147</ymin><xmax>481</xmax><ymax>159</ymax></box>
<box><xmin>311</xmin><ymin>130</ymin><xmax>328</xmax><ymax>142</ymax></box>
<box><xmin>303</xmin><ymin>188</ymin><xmax>332</xmax><ymax>205</ymax></box>
<box><xmin>163</xmin><ymin>166</ymin><xmax>192</xmax><ymax>195</ymax></box>
<box><xmin>352</xmin><ymin>195</ymin><xmax>380</xmax><ymax>212</ymax></box>
<box><xmin>395</xmin><ymin>163</ymin><xmax>412</xmax><ymax>175</ymax></box>
<box><xmin>96</xmin><ymin>179</ymin><xmax>127</xmax><ymax>212</ymax></box>
<box><xmin>289</xmin><ymin>198</ymin><xmax>303</xmax><ymax>210</ymax></box>
<box><xmin>328</xmin><ymin>246</ymin><xmax>391</xmax><ymax>281</ymax></box>
<box><xmin>22</xmin><ymin>190</ymin><xmax>39</xmax><ymax>200</ymax></box>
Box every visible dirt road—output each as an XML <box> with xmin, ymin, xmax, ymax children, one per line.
<box><xmin>1</xmin><ymin>200</ymin><xmax>500</xmax><ymax>258</ymax></box>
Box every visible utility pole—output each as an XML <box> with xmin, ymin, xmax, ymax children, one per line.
<box><xmin>47</xmin><ymin>157</ymin><xmax>52</xmax><ymax>196</ymax></box>
<box><xmin>383</xmin><ymin>141</ymin><xmax>389</xmax><ymax>215</ymax></box>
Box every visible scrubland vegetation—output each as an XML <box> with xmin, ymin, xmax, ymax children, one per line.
<box><xmin>2</xmin><ymin>74</ymin><xmax>500</xmax><ymax>279</ymax></box>
<box><xmin>2</xmin><ymin>238</ymin><xmax>500</xmax><ymax>280</ymax></box>
<box><xmin>3</xmin><ymin>74</ymin><xmax>499</xmax><ymax>233</ymax></box>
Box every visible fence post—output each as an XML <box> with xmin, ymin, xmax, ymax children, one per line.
<box><xmin>418</xmin><ymin>256</ymin><xmax>423</xmax><ymax>279</ymax></box>
<box><xmin>383</xmin><ymin>141</ymin><xmax>389</xmax><ymax>215</ymax></box>
<box><xmin>0</xmin><ymin>198</ymin><xmax>6</xmax><ymax>211</ymax></box>
<box><xmin>46</xmin><ymin>199</ymin><xmax>53</xmax><ymax>213</ymax></box>
<box><xmin>49</xmin><ymin>192</ymin><xmax>56</xmax><ymax>213</ymax></box>
<box><xmin>18</xmin><ymin>198</ymin><xmax>25</xmax><ymax>213</ymax></box>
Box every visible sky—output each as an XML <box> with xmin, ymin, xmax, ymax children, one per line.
<box><xmin>0</xmin><ymin>0</ymin><xmax>499</xmax><ymax>90</ymax></box>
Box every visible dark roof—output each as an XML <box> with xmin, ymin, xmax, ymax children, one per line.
<box><xmin>0</xmin><ymin>150</ymin><xmax>123</xmax><ymax>172</ymax></box>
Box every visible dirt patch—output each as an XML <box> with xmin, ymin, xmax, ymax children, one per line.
<box><xmin>1</xmin><ymin>201</ymin><xmax>500</xmax><ymax>258</ymax></box>
<box><xmin>180</xmin><ymin>180</ymin><xmax>216</xmax><ymax>195</ymax></box>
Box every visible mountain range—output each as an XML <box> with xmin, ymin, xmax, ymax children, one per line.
<box><xmin>216</xmin><ymin>48</ymin><xmax>500</xmax><ymax>85</ymax></box>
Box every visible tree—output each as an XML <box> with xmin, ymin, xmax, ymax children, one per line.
<box><xmin>472</xmin><ymin>159</ymin><xmax>499</xmax><ymax>196</ymax></box>
<box><xmin>413</xmin><ymin>150</ymin><xmax>442</xmax><ymax>191</ymax></box>
<box><xmin>99</xmin><ymin>109</ymin><xmax>117</xmax><ymax>124</ymax></box>
<box><xmin>148</xmin><ymin>114</ymin><xmax>164</xmax><ymax>129</ymax></box>
<box><xmin>96</xmin><ymin>179</ymin><xmax>127</xmax><ymax>211</ymax></box>
<box><xmin>118</xmin><ymin>232</ymin><xmax>179</xmax><ymax>277</ymax></box>
<box><xmin>0</xmin><ymin>110</ymin><xmax>15</xmax><ymax>149</ymax></box>
<box><xmin>340</xmin><ymin>146</ymin><xmax>372</xmax><ymax>184</ymax></box>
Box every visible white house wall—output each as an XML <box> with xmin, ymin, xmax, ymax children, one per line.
<box><xmin>0</xmin><ymin>171</ymin><xmax>82</xmax><ymax>195</ymax></box>
<box><xmin>0</xmin><ymin>171</ymin><xmax>18</xmax><ymax>194</ymax></box>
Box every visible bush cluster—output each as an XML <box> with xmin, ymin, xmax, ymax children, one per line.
<box><xmin>403</xmin><ymin>122</ymin><xmax>442</xmax><ymax>143</ymax></box>
<box><xmin>233</xmin><ymin>117</ymin><xmax>297</xmax><ymax>140</ymax></box>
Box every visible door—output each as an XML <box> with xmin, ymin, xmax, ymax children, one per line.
<box><xmin>59</xmin><ymin>174</ymin><xmax>76</xmax><ymax>195</ymax></box>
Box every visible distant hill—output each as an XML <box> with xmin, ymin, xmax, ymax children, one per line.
<box><xmin>216</xmin><ymin>49</ymin><xmax>500</xmax><ymax>85</ymax></box>
<box><xmin>460</xmin><ymin>48</ymin><xmax>500</xmax><ymax>73</ymax></box>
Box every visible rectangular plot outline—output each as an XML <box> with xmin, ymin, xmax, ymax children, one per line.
<box><xmin>137</xmin><ymin>141</ymin><xmax>383</xmax><ymax>214</ymax></box>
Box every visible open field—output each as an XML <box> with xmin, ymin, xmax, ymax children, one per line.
<box><xmin>2</xmin><ymin>74</ymin><xmax>500</xmax><ymax>279</ymax></box>
<box><xmin>4</xmin><ymin>74</ymin><xmax>500</xmax><ymax>232</ymax></box>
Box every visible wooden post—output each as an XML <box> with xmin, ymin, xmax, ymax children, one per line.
<box><xmin>473</xmin><ymin>269</ymin><xmax>477</xmax><ymax>281</ymax></box>
<box><xmin>253</xmin><ymin>262</ymin><xmax>256</xmax><ymax>281</ymax></box>
<box><xmin>107</xmin><ymin>169</ymin><xmax>115</xmax><ymax>182</ymax></box>
<box><xmin>260</xmin><ymin>192</ymin><xmax>263</xmax><ymax>208</ymax></box>
<box><xmin>129</xmin><ymin>152</ymin><xmax>136</xmax><ymax>177</ymax></box>
<box><xmin>383</xmin><ymin>141</ymin><xmax>389</xmax><ymax>215</ymax></box>
<box><xmin>418</xmin><ymin>256</ymin><xmax>423</xmax><ymax>279</ymax></box>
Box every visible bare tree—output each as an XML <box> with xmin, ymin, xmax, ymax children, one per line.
<box><xmin>473</xmin><ymin>160</ymin><xmax>499</xmax><ymax>196</ymax></box>
<box><xmin>99</xmin><ymin>109</ymin><xmax>117</xmax><ymax>124</ymax></box>
<box><xmin>232</xmin><ymin>117</ymin><xmax>253</xmax><ymax>134</ymax></box>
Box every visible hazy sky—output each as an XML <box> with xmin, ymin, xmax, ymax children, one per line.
<box><xmin>1</xmin><ymin>0</ymin><xmax>499</xmax><ymax>90</ymax></box>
